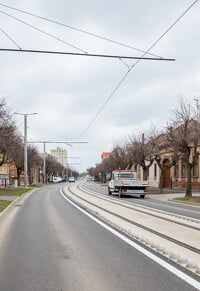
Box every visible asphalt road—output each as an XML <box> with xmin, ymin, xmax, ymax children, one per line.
<box><xmin>0</xmin><ymin>184</ymin><xmax>198</xmax><ymax>291</ymax></box>
<box><xmin>85</xmin><ymin>182</ymin><xmax>200</xmax><ymax>220</ymax></box>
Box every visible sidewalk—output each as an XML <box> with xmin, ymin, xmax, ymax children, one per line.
<box><xmin>117</xmin><ymin>184</ymin><xmax>200</xmax><ymax>203</ymax></box>
<box><xmin>0</xmin><ymin>196</ymin><xmax>17</xmax><ymax>201</ymax></box>
<box><xmin>147</xmin><ymin>188</ymin><xmax>200</xmax><ymax>202</ymax></box>
<box><xmin>97</xmin><ymin>183</ymin><xmax>200</xmax><ymax>204</ymax></box>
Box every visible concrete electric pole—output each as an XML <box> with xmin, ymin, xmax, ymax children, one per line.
<box><xmin>14</xmin><ymin>112</ymin><xmax>37</xmax><ymax>188</ymax></box>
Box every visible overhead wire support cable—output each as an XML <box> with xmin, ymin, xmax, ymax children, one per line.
<box><xmin>0</xmin><ymin>26</ymin><xmax>21</xmax><ymax>49</ymax></box>
<box><xmin>0</xmin><ymin>3</ymin><xmax>162</xmax><ymax>59</ymax></box>
<box><xmin>0</xmin><ymin>10</ymin><xmax>87</xmax><ymax>53</ymax></box>
<box><xmin>77</xmin><ymin>0</ymin><xmax>198</xmax><ymax>139</ymax></box>
<box><xmin>0</xmin><ymin>48</ymin><xmax>175</xmax><ymax>61</ymax></box>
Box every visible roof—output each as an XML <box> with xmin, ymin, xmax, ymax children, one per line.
<box><xmin>101</xmin><ymin>152</ymin><xmax>112</xmax><ymax>159</ymax></box>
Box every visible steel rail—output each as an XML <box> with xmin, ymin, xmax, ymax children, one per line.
<box><xmin>63</xmin><ymin>184</ymin><xmax>200</xmax><ymax>254</ymax></box>
<box><xmin>79</xmin><ymin>183</ymin><xmax>200</xmax><ymax>231</ymax></box>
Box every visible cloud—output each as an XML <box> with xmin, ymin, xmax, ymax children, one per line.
<box><xmin>0</xmin><ymin>0</ymin><xmax>199</xmax><ymax>171</ymax></box>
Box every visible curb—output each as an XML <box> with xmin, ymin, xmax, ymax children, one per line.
<box><xmin>0</xmin><ymin>188</ymin><xmax>38</xmax><ymax>218</ymax></box>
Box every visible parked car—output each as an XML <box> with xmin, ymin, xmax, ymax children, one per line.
<box><xmin>53</xmin><ymin>177</ymin><xmax>62</xmax><ymax>183</ymax></box>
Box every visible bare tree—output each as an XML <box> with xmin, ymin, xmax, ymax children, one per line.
<box><xmin>45</xmin><ymin>155</ymin><xmax>65</xmax><ymax>180</ymax></box>
<box><xmin>10</xmin><ymin>135</ymin><xmax>24</xmax><ymax>186</ymax></box>
<box><xmin>167</xmin><ymin>98</ymin><xmax>200</xmax><ymax>197</ymax></box>
<box><xmin>127</xmin><ymin>132</ymin><xmax>155</xmax><ymax>180</ymax></box>
<box><xmin>87</xmin><ymin>167</ymin><xmax>95</xmax><ymax>177</ymax></box>
<box><xmin>94</xmin><ymin>143</ymin><xmax>130</xmax><ymax>183</ymax></box>
<box><xmin>0</xmin><ymin>99</ymin><xmax>17</xmax><ymax>166</ymax></box>
<box><xmin>110</xmin><ymin>144</ymin><xmax>129</xmax><ymax>170</ymax></box>
<box><xmin>27</xmin><ymin>145</ymin><xmax>42</xmax><ymax>185</ymax></box>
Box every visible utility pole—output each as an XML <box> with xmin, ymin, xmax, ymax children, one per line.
<box><xmin>14</xmin><ymin>112</ymin><xmax>37</xmax><ymax>188</ymax></box>
<box><xmin>43</xmin><ymin>142</ymin><xmax>46</xmax><ymax>183</ymax></box>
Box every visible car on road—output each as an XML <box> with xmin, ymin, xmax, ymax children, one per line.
<box><xmin>69</xmin><ymin>176</ymin><xmax>75</xmax><ymax>183</ymax></box>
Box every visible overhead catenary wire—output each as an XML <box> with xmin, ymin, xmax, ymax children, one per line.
<box><xmin>28</xmin><ymin>126</ymin><xmax>74</xmax><ymax>143</ymax></box>
<box><xmin>77</xmin><ymin>0</ymin><xmax>199</xmax><ymax>139</ymax></box>
<box><xmin>0</xmin><ymin>3</ymin><xmax>162</xmax><ymax>59</ymax></box>
<box><xmin>0</xmin><ymin>48</ymin><xmax>175</xmax><ymax>61</ymax></box>
<box><xmin>0</xmin><ymin>10</ymin><xmax>87</xmax><ymax>54</ymax></box>
<box><xmin>1</xmin><ymin>1</ymin><xmax>198</xmax><ymax>140</ymax></box>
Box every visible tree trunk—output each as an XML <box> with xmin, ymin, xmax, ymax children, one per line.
<box><xmin>159</xmin><ymin>170</ymin><xmax>164</xmax><ymax>193</ymax></box>
<box><xmin>185</xmin><ymin>163</ymin><xmax>192</xmax><ymax>197</ymax></box>
<box><xmin>29</xmin><ymin>169</ymin><xmax>32</xmax><ymax>185</ymax></box>
<box><xmin>143</xmin><ymin>167</ymin><xmax>148</xmax><ymax>181</ymax></box>
<box><xmin>17</xmin><ymin>169</ymin><xmax>22</xmax><ymax>186</ymax></box>
<box><xmin>17</xmin><ymin>174</ymin><xmax>20</xmax><ymax>186</ymax></box>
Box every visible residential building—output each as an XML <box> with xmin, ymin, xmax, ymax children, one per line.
<box><xmin>145</xmin><ymin>142</ymin><xmax>200</xmax><ymax>190</ymax></box>
<box><xmin>51</xmin><ymin>147</ymin><xmax>67</xmax><ymax>168</ymax></box>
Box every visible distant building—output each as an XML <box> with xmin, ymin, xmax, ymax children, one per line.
<box><xmin>51</xmin><ymin>147</ymin><xmax>67</xmax><ymax>168</ymax></box>
<box><xmin>101</xmin><ymin>152</ymin><xmax>112</xmax><ymax>160</ymax></box>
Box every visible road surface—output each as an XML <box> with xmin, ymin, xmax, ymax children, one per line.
<box><xmin>0</xmin><ymin>184</ymin><xmax>199</xmax><ymax>290</ymax></box>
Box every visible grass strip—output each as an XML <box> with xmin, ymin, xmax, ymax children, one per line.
<box><xmin>0</xmin><ymin>200</ymin><xmax>12</xmax><ymax>212</ymax></box>
<box><xmin>173</xmin><ymin>197</ymin><xmax>200</xmax><ymax>205</ymax></box>
<box><xmin>15</xmin><ymin>188</ymin><xmax>33</xmax><ymax>196</ymax></box>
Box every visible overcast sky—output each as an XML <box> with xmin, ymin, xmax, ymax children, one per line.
<box><xmin>0</xmin><ymin>0</ymin><xmax>199</xmax><ymax>173</ymax></box>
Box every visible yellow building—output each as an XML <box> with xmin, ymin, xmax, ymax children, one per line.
<box><xmin>51</xmin><ymin>147</ymin><xmax>67</xmax><ymax>168</ymax></box>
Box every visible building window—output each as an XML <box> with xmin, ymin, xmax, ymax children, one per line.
<box><xmin>154</xmin><ymin>163</ymin><xmax>157</xmax><ymax>179</ymax></box>
<box><xmin>193</xmin><ymin>158</ymin><xmax>199</xmax><ymax>177</ymax></box>
<box><xmin>181</xmin><ymin>161</ymin><xmax>187</xmax><ymax>177</ymax></box>
<box><xmin>174</xmin><ymin>161</ymin><xmax>179</xmax><ymax>178</ymax></box>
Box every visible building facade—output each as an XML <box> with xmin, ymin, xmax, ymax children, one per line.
<box><xmin>146</xmin><ymin>148</ymin><xmax>200</xmax><ymax>190</ymax></box>
<box><xmin>51</xmin><ymin>147</ymin><xmax>67</xmax><ymax>168</ymax></box>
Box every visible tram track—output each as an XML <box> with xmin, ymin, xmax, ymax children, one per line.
<box><xmin>80</xmin><ymin>183</ymin><xmax>200</xmax><ymax>231</ymax></box>
<box><xmin>62</xmin><ymin>181</ymin><xmax>200</xmax><ymax>275</ymax></box>
<box><xmin>75</xmin><ymin>183</ymin><xmax>200</xmax><ymax>253</ymax></box>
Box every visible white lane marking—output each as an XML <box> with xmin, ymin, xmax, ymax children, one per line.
<box><xmin>60</xmin><ymin>188</ymin><xmax>200</xmax><ymax>290</ymax></box>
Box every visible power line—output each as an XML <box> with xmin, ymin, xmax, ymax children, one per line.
<box><xmin>0</xmin><ymin>3</ymin><xmax>162</xmax><ymax>59</ymax></box>
<box><xmin>0</xmin><ymin>10</ymin><xmax>87</xmax><ymax>53</ymax></box>
<box><xmin>77</xmin><ymin>0</ymin><xmax>198</xmax><ymax>139</ymax></box>
<box><xmin>28</xmin><ymin>126</ymin><xmax>73</xmax><ymax>143</ymax></box>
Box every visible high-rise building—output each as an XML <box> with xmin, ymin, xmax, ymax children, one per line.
<box><xmin>51</xmin><ymin>147</ymin><xmax>67</xmax><ymax>168</ymax></box>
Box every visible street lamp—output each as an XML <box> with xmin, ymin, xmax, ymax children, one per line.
<box><xmin>14</xmin><ymin>112</ymin><xmax>37</xmax><ymax>188</ymax></box>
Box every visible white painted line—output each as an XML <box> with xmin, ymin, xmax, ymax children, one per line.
<box><xmin>60</xmin><ymin>188</ymin><xmax>200</xmax><ymax>290</ymax></box>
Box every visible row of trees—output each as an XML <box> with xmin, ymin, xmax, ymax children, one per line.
<box><xmin>0</xmin><ymin>98</ymin><xmax>77</xmax><ymax>186</ymax></box>
<box><xmin>88</xmin><ymin>98</ymin><xmax>200</xmax><ymax>197</ymax></box>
